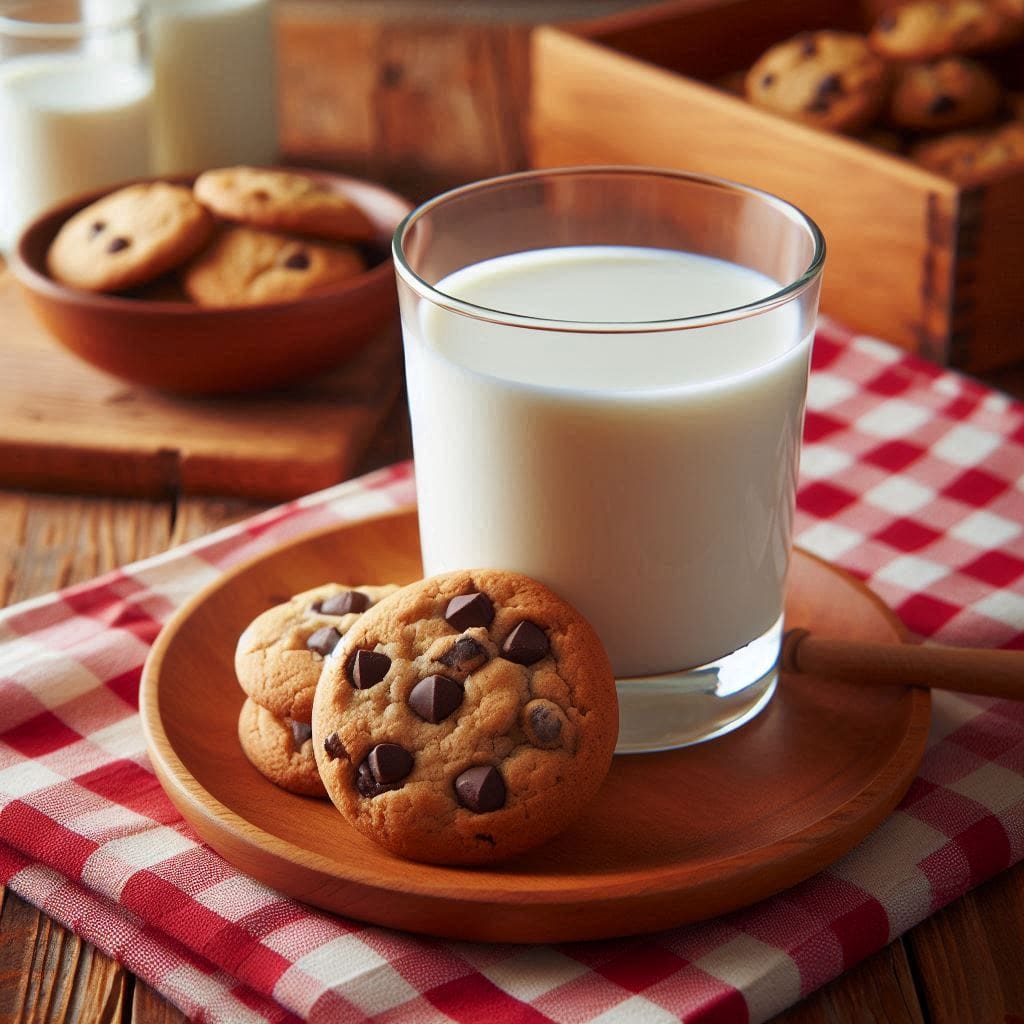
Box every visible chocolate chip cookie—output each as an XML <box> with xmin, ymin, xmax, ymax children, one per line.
<box><xmin>47</xmin><ymin>182</ymin><xmax>214</xmax><ymax>293</ymax></box>
<box><xmin>181</xmin><ymin>224</ymin><xmax>367</xmax><ymax>307</ymax></box>
<box><xmin>869</xmin><ymin>0</ymin><xmax>1023</xmax><ymax>61</ymax></box>
<box><xmin>745</xmin><ymin>31</ymin><xmax>890</xmax><ymax>133</ymax></box>
<box><xmin>888</xmin><ymin>56</ymin><xmax>1002</xmax><ymax>131</ymax></box>
<box><xmin>311</xmin><ymin>570</ymin><xmax>619</xmax><ymax>866</ymax></box>
<box><xmin>238</xmin><ymin>697</ymin><xmax>327</xmax><ymax>798</ymax></box>
<box><xmin>912</xmin><ymin>119</ymin><xmax>1024</xmax><ymax>180</ymax></box>
<box><xmin>193</xmin><ymin>166</ymin><xmax>377</xmax><ymax>242</ymax></box>
<box><xmin>235</xmin><ymin>582</ymin><xmax>400</xmax><ymax>724</ymax></box>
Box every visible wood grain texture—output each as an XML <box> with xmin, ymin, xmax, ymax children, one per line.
<box><xmin>1</xmin><ymin>2</ymin><xmax>1023</xmax><ymax>1022</ymax></box>
<box><xmin>0</xmin><ymin>269</ymin><xmax>406</xmax><ymax>501</ymax></box>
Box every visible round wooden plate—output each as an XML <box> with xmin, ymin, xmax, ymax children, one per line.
<box><xmin>140</xmin><ymin>507</ymin><xmax>931</xmax><ymax>943</ymax></box>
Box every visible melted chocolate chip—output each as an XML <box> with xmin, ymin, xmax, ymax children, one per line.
<box><xmin>501</xmin><ymin>620</ymin><xmax>549</xmax><ymax>665</ymax></box>
<box><xmin>928</xmin><ymin>93</ymin><xmax>957</xmax><ymax>116</ymax></box>
<box><xmin>806</xmin><ymin>73</ymin><xmax>844</xmax><ymax>113</ymax></box>
<box><xmin>444</xmin><ymin>592</ymin><xmax>494</xmax><ymax>631</ymax></box>
<box><xmin>455</xmin><ymin>765</ymin><xmax>505</xmax><ymax>813</ymax></box>
<box><xmin>283</xmin><ymin>250</ymin><xmax>310</xmax><ymax>270</ymax></box>
<box><xmin>288</xmin><ymin>719</ymin><xmax>313</xmax><ymax>751</ymax></box>
<box><xmin>368</xmin><ymin>742</ymin><xmax>414</xmax><ymax>784</ymax></box>
<box><xmin>527</xmin><ymin>701</ymin><xmax>563</xmax><ymax>746</ymax></box>
<box><xmin>315</xmin><ymin>590</ymin><xmax>370</xmax><ymax>616</ymax></box>
<box><xmin>408</xmin><ymin>674</ymin><xmax>464</xmax><ymax>723</ymax></box>
<box><xmin>323</xmin><ymin>731</ymin><xmax>346</xmax><ymax>759</ymax></box>
<box><xmin>107</xmin><ymin>236</ymin><xmax>130</xmax><ymax>253</ymax></box>
<box><xmin>306</xmin><ymin>625</ymin><xmax>342</xmax><ymax>656</ymax></box>
<box><xmin>438</xmin><ymin>636</ymin><xmax>488</xmax><ymax>672</ymax></box>
<box><xmin>348</xmin><ymin>648</ymin><xmax>391</xmax><ymax>689</ymax></box>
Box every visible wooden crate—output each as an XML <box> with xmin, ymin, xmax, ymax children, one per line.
<box><xmin>529</xmin><ymin>0</ymin><xmax>1024</xmax><ymax>372</ymax></box>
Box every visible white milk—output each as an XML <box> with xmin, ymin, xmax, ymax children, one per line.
<box><xmin>150</xmin><ymin>0</ymin><xmax>277</xmax><ymax>174</ymax></box>
<box><xmin>0</xmin><ymin>53</ymin><xmax>152</xmax><ymax>250</ymax></box>
<box><xmin>404</xmin><ymin>246</ymin><xmax>812</xmax><ymax>678</ymax></box>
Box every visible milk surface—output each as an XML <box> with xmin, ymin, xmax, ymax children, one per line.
<box><xmin>404</xmin><ymin>246</ymin><xmax>812</xmax><ymax>677</ymax></box>
<box><xmin>0</xmin><ymin>54</ymin><xmax>152</xmax><ymax>250</ymax></box>
<box><xmin>150</xmin><ymin>0</ymin><xmax>277</xmax><ymax>173</ymax></box>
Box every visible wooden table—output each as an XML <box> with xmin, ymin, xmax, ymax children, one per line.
<box><xmin>2</xmin><ymin>5</ymin><xmax>1023</xmax><ymax>1022</ymax></box>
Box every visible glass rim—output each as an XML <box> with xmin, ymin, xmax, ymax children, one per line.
<box><xmin>392</xmin><ymin>165</ymin><xmax>826</xmax><ymax>333</ymax></box>
<box><xmin>0</xmin><ymin>0</ymin><xmax>143</xmax><ymax>37</ymax></box>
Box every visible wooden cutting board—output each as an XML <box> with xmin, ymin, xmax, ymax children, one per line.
<box><xmin>0</xmin><ymin>268</ymin><xmax>406</xmax><ymax>501</ymax></box>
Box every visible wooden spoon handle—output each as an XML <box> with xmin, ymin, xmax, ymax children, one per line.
<box><xmin>781</xmin><ymin>629</ymin><xmax>1023</xmax><ymax>700</ymax></box>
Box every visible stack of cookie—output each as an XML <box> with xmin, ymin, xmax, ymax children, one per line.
<box><xmin>234</xmin><ymin>582</ymin><xmax>399</xmax><ymax>798</ymax></box>
<box><xmin>740</xmin><ymin>0</ymin><xmax>1024</xmax><ymax>183</ymax></box>
<box><xmin>234</xmin><ymin>568</ymin><xmax>621</xmax><ymax>866</ymax></box>
<box><xmin>45</xmin><ymin>166</ymin><xmax>377</xmax><ymax>305</ymax></box>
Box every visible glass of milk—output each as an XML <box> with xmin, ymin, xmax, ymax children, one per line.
<box><xmin>0</xmin><ymin>0</ymin><xmax>153</xmax><ymax>252</ymax></box>
<box><xmin>149</xmin><ymin>0</ymin><xmax>278</xmax><ymax>175</ymax></box>
<box><xmin>393</xmin><ymin>167</ymin><xmax>825</xmax><ymax>754</ymax></box>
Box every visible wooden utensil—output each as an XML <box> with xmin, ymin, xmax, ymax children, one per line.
<box><xmin>782</xmin><ymin>629</ymin><xmax>1023</xmax><ymax>700</ymax></box>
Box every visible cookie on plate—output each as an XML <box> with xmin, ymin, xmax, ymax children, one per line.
<box><xmin>888</xmin><ymin>56</ymin><xmax>1002</xmax><ymax>131</ymax></box>
<box><xmin>312</xmin><ymin>569</ymin><xmax>619</xmax><ymax>866</ymax></box>
<box><xmin>238</xmin><ymin>697</ymin><xmax>327</xmax><ymax>798</ymax></box>
<box><xmin>193</xmin><ymin>166</ymin><xmax>377</xmax><ymax>242</ymax></box>
<box><xmin>47</xmin><ymin>182</ymin><xmax>214</xmax><ymax>293</ymax></box>
<box><xmin>235</xmin><ymin>582</ymin><xmax>400</xmax><ymax>724</ymax></box>
<box><xmin>181</xmin><ymin>225</ymin><xmax>367</xmax><ymax>307</ymax></box>
<box><xmin>912</xmin><ymin>119</ymin><xmax>1024</xmax><ymax>181</ymax></box>
<box><xmin>869</xmin><ymin>0</ymin><xmax>1023</xmax><ymax>61</ymax></box>
<box><xmin>745</xmin><ymin>31</ymin><xmax>890</xmax><ymax>133</ymax></box>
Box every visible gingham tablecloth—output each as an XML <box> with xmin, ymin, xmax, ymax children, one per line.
<box><xmin>1</xmin><ymin>318</ymin><xmax>1022</xmax><ymax>1024</ymax></box>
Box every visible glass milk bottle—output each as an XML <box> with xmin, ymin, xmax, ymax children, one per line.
<box><xmin>0</xmin><ymin>0</ymin><xmax>152</xmax><ymax>251</ymax></box>
<box><xmin>149</xmin><ymin>0</ymin><xmax>278</xmax><ymax>174</ymax></box>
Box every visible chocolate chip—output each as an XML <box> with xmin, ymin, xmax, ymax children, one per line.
<box><xmin>525</xmin><ymin>700</ymin><xmax>564</xmax><ymax>747</ymax></box>
<box><xmin>89</xmin><ymin>220</ymin><xmax>106</xmax><ymax>236</ymax></box>
<box><xmin>761</xmin><ymin>72</ymin><xmax>776</xmax><ymax>88</ymax></box>
<box><xmin>288</xmin><ymin>719</ymin><xmax>312</xmax><ymax>750</ymax></box>
<box><xmin>444</xmin><ymin>592</ymin><xmax>494</xmax><ymax>631</ymax></box>
<box><xmin>501</xmin><ymin>621</ymin><xmax>549</xmax><ymax>665</ymax></box>
<box><xmin>356</xmin><ymin>759</ymin><xmax>388</xmax><ymax>797</ymax></box>
<box><xmin>806</xmin><ymin>73</ymin><xmax>843</xmax><ymax>113</ymax></box>
<box><xmin>408</xmin><ymin>674</ymin><xmax>464</xmax><ymax>723</ymax></box>
<box><xmin>928</xmin><ymin>94</ymin><xmax>957</xmax><ymax>116</ymax></box>
<box><xmin>368</xmin><ymin>742</ymin><xmax>413</xmax><ymax>784</ymax></box>
<box><xmin>455</xmin><ymin>765</ymin><xmax>505</xmax><ymax>812</ymax></box>
<box><xmin>348</xmin><ymin>648</ymin><xmax>391</xmax><ymax>689</ymax></box>
<box><xmin>438</xmin><ymin>636</ymin><xmax>488</xmax><ymax>672</ymax></box>
<box><xmin>315</xmin><ymin>590</ymin><xmax>370</xmax><ymax>616</ymax></box>
<box><xmin>107</xmin><ymin>236</ymin><xmax>130</xmax><ymax>253</ymax></box>
<box><xmin>323</xmin><ymin>731</ymin><xmax>346</xmax><ymax>759</ymax></box>
<box><xmin>877</xmin><ymin>11</ymin><xmax>898</xmax><ymax>30</ymax></box>
<box><xmin>799</xmin><ymin>33</ymin><xmax>817</xmax><ymax>57</ymax></box>
<box><xmin>306</xmin><ymin>625</ymin><xmax>342</xmax><ymax>656</ymax></box>
<box><xmin>253</xmin><ymin>189</ymin><xmax>271</xmax><ymax>202</ymax></box>
<box><xmin>283</xmin><ymin>250</ymin><xmax>310</xmax><ymax>270</ymax></box>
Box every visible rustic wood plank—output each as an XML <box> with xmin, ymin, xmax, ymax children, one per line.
<box><xmin>774</xmin><ymin>944</ymin><xmax>925</xmax><ymax>1023</ymax></box>
<box><xmin>0</xmin><ymin>889</ymin><xmax>126</xmax><ymax>1023</ymax></box>
<box><xmin>130</xmin><ymin>981</ymin><xmax>189</xmax><ymax>1024</ymax></box>
<box><xmin>905</xmin><ymin>866</ymin><xmax>1024</xmax><ymax>1022</ymax></box>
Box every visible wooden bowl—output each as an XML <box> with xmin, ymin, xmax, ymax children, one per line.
<box><xmin>9</xmin><ymin>171</ymin><xmax>413</xmax><ymax>396</ymax></box>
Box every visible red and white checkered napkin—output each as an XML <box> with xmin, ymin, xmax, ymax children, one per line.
<box><xmin>1</xmin><ymin>318</ymin><xmax>1022</xmax><ymax>1024</ymax></box>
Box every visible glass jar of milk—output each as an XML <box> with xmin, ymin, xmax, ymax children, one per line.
<box><xmin>149</xmin><ymin>0</ymin><xmax>278</xmax><ymax>174</ymax></box>
<box><xmin>0</xmin><ymin>0</ymin><xmax>153</xmax><ymax>252</ymax></box>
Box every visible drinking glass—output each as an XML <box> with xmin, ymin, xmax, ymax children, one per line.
<box><xmin>393</xmin><ymin>166</ymin><xmax>825</xmax><ymax>754</ymax></box>
<box><xmin>0</xmin><ymin>0</ymin><xmax>151</xmax><ymax>251</ymax></box>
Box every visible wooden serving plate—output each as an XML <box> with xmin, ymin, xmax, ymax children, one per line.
<box><xmin>140</xmin><ymin>508</ymin><xmax>931</xmax><ymax>943</ymax></box>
